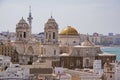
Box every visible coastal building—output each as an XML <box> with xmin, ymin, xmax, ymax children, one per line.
<box><xmin>103</xmin><ymin>59</ymin><xmax>115</xmax><ymax>80</ymax></box>
<box><xmin>54</xmin><ymin>67</ymin><xmax>72</xmax><ymax>80</ymax></box>
<box><xmin>103</xmin><ymin>60</ymin><xmax>120</xmax><ymax>80</ymax></box>
<box><xmin>108</xmin><ymin>33</ymin><xmax>114</xmax><ymax>36</ymax></box>
<box><xmin>0</xmin><ymin>42</ymin><xmax>19</xmax><ymax>63</ymax></box>
<box><xmin>0</xmin><ymin>62</ymin><xmax>29</xmax><ymax>79</ymax></box>
<box><xmin>115</xmin><ymin>61</ymin><xmax>120</xmax><ymax>80</ymax></box>
<box><xmin>91</xmin><ymin>32</ymin><xmax>102</xmax><ymax>45</ymax></box>
<box><xmin>65</xmin><ymin>69</ymin><xmax>103</xmax><ymax>80</ymax></box>
<box><xmin>113</xmin><ymin>34</ymin><xmax>120</xmax><ymax>45</ymax></box>
<box><xmin>93</xmin><ymin>60</ymin><xmax>103</xmax><ymax>74</ymax></box>
<box><xmin>0</xmin><ymin>33</ymin><xmax>8</xmax><ymax>41</ymax></box>
<box><xmin>0</xmin><ymin>55</ymin><xmax>11</xmax><ymax>70</ymax></box>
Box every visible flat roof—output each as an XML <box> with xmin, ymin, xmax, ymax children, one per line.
<box><xmin>98</xmin><ymin>53</ymin><xmax>116</xmax><ymax>56</ymax></box>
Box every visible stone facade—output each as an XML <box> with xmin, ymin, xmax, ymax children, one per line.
<box><xmin>60</xmin><ymin>56</ymin><xmax>83</xmax><ymax>69</ymax></box>
<box><xmin>15</xmin><ymin>17</ymin><xmax>41</xmax><ymax>64</ymax></box>
<box><xmin>103</xmin><ymin>59</ymin><xmax>115</xmax><ymax>80</ymax></box>
<box><xmin>41</xmin><ymin>16</ymin><xmax>60</xmax><ymax>67</ymax></box>
<box><xmin>55</xmin><ymin>34</ymin><xmax>116</xmax><ymax>69</ymax></box>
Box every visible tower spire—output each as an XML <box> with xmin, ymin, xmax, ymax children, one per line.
<box><xmin>27</xmin><ymin>6</ymin><xmax>33</xmax><ymax>33</ymax></box>
<box><xmin>29</xmin><ymin>6</ymin><xmax>31</xmax><ymax>13</ymax></box>
<box><xmin>50</xmin><ymin>11</ymin><xmax>53</xmax><ymax>18</ymax></box>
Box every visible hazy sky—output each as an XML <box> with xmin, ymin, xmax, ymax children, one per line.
<box><xmin>0</xmin><ymin>0</ymin><xmax>120</xmax><ymax>35</ymax></box>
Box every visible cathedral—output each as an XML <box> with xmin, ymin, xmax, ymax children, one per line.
<box><xmin>14</xmin><ymin>8</ymin><xmax>116</xmax><ymax>69</ymax></box>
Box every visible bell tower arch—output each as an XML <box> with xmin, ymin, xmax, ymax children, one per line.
<box><xmin>44</xmin><ymin>16</ymin><xmax>58</xmax><ymax>44</ymax></box>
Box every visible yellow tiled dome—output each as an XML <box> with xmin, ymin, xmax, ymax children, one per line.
<box><xmin>59</xmin><ymin>26</ymin><xmax>78</xmax><ymax>35</ymax></box>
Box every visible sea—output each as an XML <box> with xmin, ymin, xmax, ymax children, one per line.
<box><xmin>101</xmin><ymin>47</ymin><xmax>120</xmax><ymax>60</ymax></box>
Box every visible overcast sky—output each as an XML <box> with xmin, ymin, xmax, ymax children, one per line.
<box><xmin>0</xmin><ymin>0</ymin><xmax>120</xmax><ymax>35</ymax></box>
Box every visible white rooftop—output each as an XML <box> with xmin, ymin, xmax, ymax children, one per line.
<box><xmin>98</xmin><ymin>53</ymin><xmax>116</xmax><ymax>56</ymax></box>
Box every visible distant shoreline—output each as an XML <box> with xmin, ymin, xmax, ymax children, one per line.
<box><xmin>98</xmin><ymin>45</ymin><xmax>120</xmax><ymax>48</ymax></box>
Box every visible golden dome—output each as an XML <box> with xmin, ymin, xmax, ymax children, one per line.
<box><xmin>59</xmin><ymin>26</ymin><xmax>78</xmax><ymax>35</ymax></box>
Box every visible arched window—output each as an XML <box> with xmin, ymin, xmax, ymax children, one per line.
<box><xmin>24</xmin><ymin>32</ymin><xmax>26</xmax><ymax>38</ymax></box>
<box><xmin>53</xmin><ymin>32</ymin><xmax>55</xmax><ymax>39</ymax></box>
<box><xmin>20</xmin><ymin>34</ymin><xmax>22</xmax><ymax>38</ymax></box>
<box><xmin>86</xmin><ymin>59</ymin><xmax>89</xmax><ymax>67</ymax></box>
<box><xmin>110</xmin><ymin>75</ymin><xmax>112</xmax><ymax>78</ymax></box>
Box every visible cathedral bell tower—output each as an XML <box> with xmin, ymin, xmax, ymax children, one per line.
<box><xmin>16</xmin><ymin>7</ymin><xmax>33</xmax><ymax>42</ymax></box>
<box><xmin>16</xmin><ymin>17</ymin><xmax>31</xmax><ymax>41</ymax></box>
<box><xmin>44</xmin><ymin>16</ymin><xmax>58</xmax><ymax>44</ymax></box>
<box><xmin>43</xmin><ymin>16</ymin><xmax>60</xmax><ymax>57</ymax></box>
<box><xmin>42</xmin><ymin>16</ymin><xmax>60</xmax><ymax>67</ymax></box>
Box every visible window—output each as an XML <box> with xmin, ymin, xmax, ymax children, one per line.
<box><xmin>110</xmin><ymin>68</ymin><xmax>112</xmax><ymax>71</ymax></box>
<box><xmin>76</xmin><ymin>59</ymin><xmax>80</xmax><ymax>66</ymax></box>
<box><xmin>54</xmin><ymin>50</ymin><xmax>56</xmax><ymax>55</ymax></box>
<box><xmin>49</xmin><ymin>33</ymin><xmax>51</xmax><ymax>39</ymax></box>
<box><xmin>58</xmin><ymin>71</ymin><xmax>60</xmax><ymax>74</ymax></box>
<box><xmin>20</xmin><ymin>34</ymin><xmax>22</xmax><ymax>38</ymax></box>
<box><xmin>24</xmin><ymin>32</ymin><xmax>26</xmax><ymax>38</ymax></box>
<box><xmin>53</xmin><ymin>32</ymin><xmax>55</xmax><ymax>39</ymax></box>
<box><xmin>86</xmin><ymin>59</ymin><xmax>89</xmax><ymax>67</ymax></box>
<box><xmin>73</xmin><ymin>41</ymin><xmax>76</xmax><ymax>43</ymax></box>
<box><xmin>70</xmin><ymin>62</ymin><xmax>74</xmax><ymax>66</ymax></box>
<box><xmin>110</xmin><ymin>75</ymin><xmax>112</xmax><ymax>78</ymax></box>
<box><xmin>77</xmin><ymin>50</ymin><xmax>80</xmax><ymax>55</ymax></box>
<box><xmin>62</xmin><ymin>61</ymin><xmax>64</xmax><ymax>67</ymax></box>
